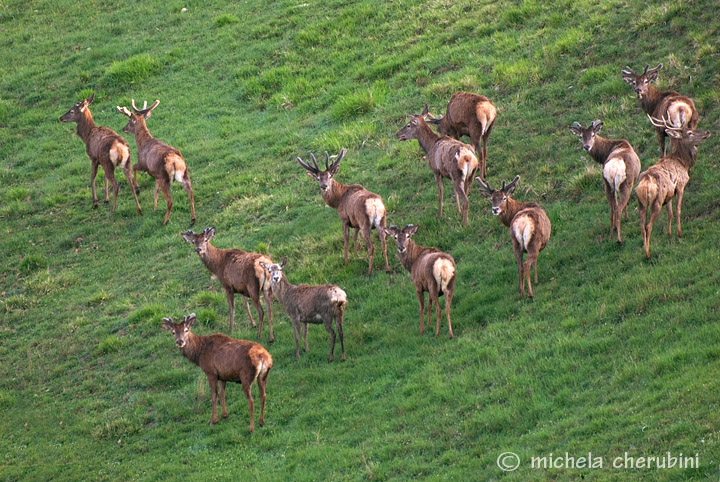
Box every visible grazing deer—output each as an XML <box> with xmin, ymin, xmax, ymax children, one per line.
<box><xmin>396</xmin><ymin>105</ymin><xmax>479</xmax><ymax>225</ymax></box>
<box><xmin>60</xmin><ymin>94</ymin><xmax>142</xmax><ymax>214</ymax></box>
<box><xmin>381</xmin><ymin>224</ymin><xmax>455</xmax><ymax>338</ymax></box>
<box><xmin>117</xmin><ymin>100</ymin><xmax>196</xmax><ymax>226</ymax></box>
<box><xmin>636</xmin><ymin>115</ymin><xmax>710</xmax><ymax>259</ymax></box>
<box><xmin>621</xmin><ymin>64</ymin><xmax>698</xmax><ymax>156</ymax></box>
<box><xmin>296</xmin><ymin>148</ymin><xmax>390</xmax><ymax>275</ymax></box>
<box><xmin>181</xmin><ymin>227</ymin><xmax>274</xmax><ymax>342</ymax></box>
<box><xmin>476</xmin><ymin>176</ymin><xmax>551</xmax><ymax>299</ymax></box>
<box><xmin>569</xmin><ymin>120</ymin><xmax>641</xmax><ymax>244</ymax></box>
<box><xmin>426</xmin><ymin>91</ymin><xmax>497</xmax><ymax>179</ymax></box>
<box><xmin>260</xmin><ymin>258</ymin><xmax>347</xmax><ymax>362</ymax></box>
<box><xmin>161</xmin><ymin>313</ymin><xmax>272</xmax><ymax>432</ymax></box>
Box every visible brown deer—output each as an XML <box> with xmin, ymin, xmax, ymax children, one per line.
<box><xmin>381</xmin><ymin>224</ymin><xmax>455</xmax><ymax>338</ymax></box>
<box><xmin>260</xmin><ymin>258</ymin><xmax>347</xmax><ymax>362</ymax></box>
<box><xmin>296</xmin><ymin>148</ymin><xmax>390</xmax><ymax>275</ymax></box>
<box><xmin>182</xmin><ymin>227</ymin><xmax>274</xmax><ymax>342</ymax></box>
<box><xmin>161</xmin><ymin>313</ymin><xmax>272</xmax><ymax>432</ymax></box>
<box><xmin>117</xmin><ymin>100</ymin><xmax>196</xmax><ymax>226</ymax></box>
<box><xmin>60</xmin><ymin>94</ymin><xmax>142</xmax><ymax>214</ymax></box>
<box><xmin>569</xmin><ymin>120</ymin><xmax>641</xmax><ymax>244</ymax></box>
<box><xmin>396</xmin><ymin>105</ymin><xmax>479</xmax><ymax>225</ymax></box>
<box><xmin>476</xmin><ymin>176</ymin><xmax>551</xmax><ymax>299</ymax></box>
<box><xmin>621</xmin><ymin>64</ymin><xmax>698</xmax><ymax>156</ymax></box>
<box><xmin>426</xmin><ymin>91</ymin><xmax>497</xmax><ymax>179</ymax></box>
<box><xmin>636</xmin><ymin>115</ymin><xmax>710</xmax><ymax>259</ymax></box>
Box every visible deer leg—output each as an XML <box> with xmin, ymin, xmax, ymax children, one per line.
<box><xmin>638</xmin><ymin>202</ymin><xmax>648</xmax><ymax>251</ymax></box>
<box><xmin>616</xmin><ymin>185</ymin><xmax>633</xmax><ymax>245</ymax></box>
<box><xmin>181</xmin><ymin>174</ymin><xmax>196</xmax><ymax>226</ymax></box>
<box><xmin>302</xmin><ymin>322</ymin><xmax>309</xmax><ymax>353</ymax></box>
<box><xmin>675</xmin><ymin>188</ymin><xmax>684</xmax><ymax>238</ymax></box>
<box><xmin>353</xmin><ymin>228</ymin><xmax>360</xmax><ymax>253</ymax></box>
<box><xmin>464</xmin><ymin>167</ymin><xmax>477</xmax><ymax>202</ymax></box>
<box><xmin>378</xmin><ymin>222</ymin><xmax>391</xmax><ymax>273</ymax></box>
<box><xmin>90</xmin><ymin>162</ymin><xmax>99</xmax><ymax>209</ymax></box>
<box><xmin>444</xmin><ymin>279</ymin><xmax>455</xmax><ymax>338</ymax></box>
<box><xmin>103</xmin><ymin>171</ymin><xmax>110</xmax><ymax>204</ymax></box>
<box><xmin>122</xmin><ymin>163</ymin><xmax>142</xmax><ymax>215</ymax></box>
<box><xmin>482</xmin><ymin>123</ymin><xmax>494</xmax><ymax>178</ymax></box>
<box><xmin>430</xmin><ymin>289</ymin><xmax>442</xmax><ymax>337</ymax></box>
<box><xmin>459</xmin><ymin>181</ymin><xmax>469</xmax><ymax>226</ymax></box>
<box><xmin>133</xmin><ymin>165</ymin><xmax>140</xmax><ymax>194</ymax></box>
<box><xmin>257</xmin><ymin>371</ymin><xmax>268</xmax><ymax>427</ymax></box>
<box><xmin>153</xmin><ymin>180</ymin><xmax>159</xmax><ymax>211</ymax></box>
<box><xmin>250</xmin><ymin>293</ymin><xmax>265</xmax><ymax>341</ymax></box>
<box><xmin>107</xmin><ymin>170</ymin><xmax>120</xmax><ymax>213</ymax></box>
<box><xmin>602</xmin><ymin>182</ymin><xmax>615</xmax><ymax>240</ymax></box>
<box><xmin>511</xmin><ymin>240</ymin><xmax>524</xmax><ymax>296</ymax></box>
<box><xmin>225</xmin><ymin>289</ymin><xmax>236</xmax><ymax>332</ymax></box>
<box><xmin>335</xmin><ymin>306</ymin><xmax>345</xmax><ymax>361</ymax></box>
<box><xmin>435</xmin><ymin>173</ymin><xmax>444</xmax><ymax>218</ymax></box>
<box><xmin>361</xmin><ymin>224</ymin><xmax>374</xmax><ymax>275</ymax></box>
<box><xmin>342</xmin><ymin>222</ymin><xmax>350</xmax><ymax>266</ymax></box>
<box><xmin>665</xmin><ymin>201</ymin><xmax>673</xmax><ymax>236</ymax></box>
<box><xmin>262</xmin><ymin>287</ymin><xmax>274</xmax><ymax>342</ymax></box>
<box><xmin>415</xmin><ymin>288</ymin><xmax>426</xmax><ymax>335</ymax></box>
<box><xmin>219</xmin><ymin>380</ymin><xmax>228</xmax><ymax>419</ymax></box>
<box><xmin>524</xmin><ymin>256</ymin><xmax>536</xmax><ymax>300</ymax></box>
<box><xmin>242</xmin><ymin>296</ymin><xmax>257</xmax><ymax>329</ymax></box>
<box><xmin>644</xmin><ymin>202</ymin><xmax>663</xmax><ymax>259</ymax></box>
<box><xmin>159</xmin><ymin>180</ymin><xmax>173</xmax><ymax>225</ymax></box>
<box><xmin>534</xmin><ymin>260</ymin><xmax>539</xmax><ymax>284</ymax></box>
<box><xmin>208</xmin><ymin>376</ymin><xmax>219</xmax><ymax>425</ymax></box>
<box><xmin>292</xmin><ymin>320</ymin><xmax>302</xmax><ymax>359</ymax></box>
<box><xmin>324</xmin><ymin>319</ymin><xmax>336</xmax><ymax>363</ymax></box>
<box><xmin>427</xmin><ymin>296</ymin><xmax>433</xmax><ymax>329</ymax></box>
<box><xmin>241</xmin><ymin>379</ymin><xmax>255</xmax><ymax>433</ymax></box>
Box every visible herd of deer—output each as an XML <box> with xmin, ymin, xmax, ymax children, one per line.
<box><xmin>59</xmin><ymin>63</ymin><xmax>710</xmax><ymax>432</ymax></box>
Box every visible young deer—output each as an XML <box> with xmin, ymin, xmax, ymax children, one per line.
<box><xmin>569</xmin><ymin>120</ymin><xmax>641</xmax><ymax>244</ymax></box>
<box><xmin>60</xmin><ymin>94</ymin><xmax>142</xmax><ymax>214</ymax></box>
<box><xmin>296</xmin><ymin>148</ymin><xmax>390</xmax><ymax>275</ymax></box>
<box><xmin>182</xmin><ymin>227</ymin><xmax>274</xmax><ymax>341</ymax></box>
<box><xmin>260</xmin><ymin>258</ymin><xmax>347</xmax><ymax>362</ymax></box>
<box><xmin>396</xmin><ymin>105</ymin><xmax>479</xmax><ymax>225</ymax></box>
<box><xmin>426</xmin><ymin>91</ymin><xmax>497</xmax><ymax>179</ymax></box>
<box><xmin>117</xmin><ymin>100</ymin><xmax>196</xmax><ymax>226</ymax></box>
<box><xmin>621</xmin><ymin>64</ymin><xmax>699</xmax><ymax>156</ymax></box>
<box><xmin>476</xmin><ymin>176</ymin><xmax>551</xmax><ymax>299</ymax></box>
<box><xmin>161</xmin><ymin>313</ymin><xmax>272</xmax><ymax>432</ymax></box>
<box><xmin>382</xmin><ymin>224</ymin><xmax>455</xmax><ymax>338</ymax></box>
<box><xmin>636</xmin><ymin>115</ymin><xmax>710</xmax><ymax>259</ymax></box>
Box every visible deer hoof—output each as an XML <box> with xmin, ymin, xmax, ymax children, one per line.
<box><xmin>104</xmin><ymin>199</ymin><xmax>109</xmax><ymax>205</ymax></box>
<box><xmin>92</xmin><ymin>203</ymin><xmax>99</xmax><ymax>209</ymax></box>
<box><xmin>137</xmin><ymin>208</ymin><xmax>143</xmax><ymax>215</ymax></box>
<box><xmin>341</xmin><ymin>354</ymin><xmax>346</xmax><ymax>362</ymax></box>
<box><xmin>190</xmin><ymin>218</ymin><xmax>196</xmax><ymax>226</ymax></box>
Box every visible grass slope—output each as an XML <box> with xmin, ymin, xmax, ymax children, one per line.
<box><xmin>1</xmin><ymin>0</ymin><xmax>719</xmax><ymax>480</ymax></box>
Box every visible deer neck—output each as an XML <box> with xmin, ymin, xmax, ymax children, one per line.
<box><xmin>499</xmin><ymin>197</ymin><xmax>527</xmax><ymax>227</ymax></box>
<box><xmin>133</xmin><ymin>118</ymin><xmax>154</xmax><ymax>147</ymax></box>
<box><xmin>415</xmin><ymin>120</ymin><xmax>441</xmax><ymax>154</ymax></box>
<box><xmin>76</xmin><ymin>109</ymin><xmax>97</xmax><ymax>143</ymax></box>
<box><xmin>270</xmin><ymin>275</ymin><xmax>293</xmax><ymax>304</ymax></box>
<box><xmin>397</xmin><ymin>239</ymin><xmax>425</xmax><ymax>273</ymax></box>
<box><xmin>180</xmin><ymin>332</ymin><xmax>204</xmax><ymax>365</ymax></box>
<box><xmin>589</xmin><ymin>136</ymin><xmax>617</xmax><ymax>164</ymax></box>
<box><xmin>668</xmin><ymin>141</ymin><xmax>697</xmax><ymax>170</ymax></box>
<box><xmin>322</xmin><ymin>180</ymin><xmax>349</xmax><ymax>209</ymax></box>
<box><xmin>198</xmin><ymin>243</ymin><xmax>224</xmax><ymax>274</ymax></box>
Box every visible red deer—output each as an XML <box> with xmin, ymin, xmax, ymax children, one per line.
<box><xmin>117</xmin><ymin>100</ymin><xmax>196</xmax><ymax>226</ymax></box>
<box><xmin>181</xmin><ymin>227</ymin><xmax>274</xmax><ymax>342</ymax></box>
<box><xmin>621</xmin><ymin>64</ymin><xmax>698</xmax><ymax>156</ymax></box>
<box><xmin>296</xmin><ymin>148</ymin><xmax>390</xmax><ymax>275</ymax></box>
<box><xmin>381</xmin><ymin>224</ymin><xmax>455</xmax><ymax>338</ymax></box>
<box><xmin>260</xmin><ymin>258</ymin><xmax>347</xmax><ymax>362</ymax></box>
<box><xmin>636</xmin><ymin>115</ymin><xmax>710</xmax><ymax>259</ymax></box>
<box><xmin>569</xmin><ymin>120</ymin><xmax>641</xmax><ymax>244</ymax></box>
<box><xmin>161</xmin><ymin>313</ymin><xmax>272</xmax><ymax>432</ymax></box>
<box><xmin>426</xmin><ymin>91</ymin><xmax>497</xmax><ymax>179</ymax></box>
<box><xmin>476</xmin><ymin>176</ymin><xmax>551</xmax><ymax>299</ymax></box>
<box><xmin>60</xmin><ymin>94</ymin><xmax>142</xmax><ymax>214</ymax></box>
<box><xmin>396</xmin><ymin>105</ymin><xmax>479</xmax><ymax>225</ymax></box>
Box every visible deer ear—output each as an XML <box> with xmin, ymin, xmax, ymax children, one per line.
<box><xmin>406</xmin><ymin>224</ymin><xmax>419</xmax><ymax>236</ymax></box>
<box><xmin>181</xmin><ymin>231</ymin><xmax>194</xmax><ymax>243</ymax></box>
<box><xmin>591</xmin><ymin>120</ymin><xmax>604</xmax><ymax>134</ymax></box>
<box><xmin>305</xmin><ymin>171</ymin><xmax>318</xmax><ymax>181</ymax></box>
<box><xmin>203</xmin><ymin>227</ymin><xmax>216</xmax><ymax>240</ymax></box>
<box><xmin>665</xmin><ymin>129</ymin><xmax>683</xmax><ymax>139</ymax></box>
<box><xmin>161</xmin><ymin>318</ymin><xmax>174</xmax><ymax>331</ymax></box>
<box><xmin>184</xmin><ymin>313</ymin><xmax>197</xmax><ymax>327</ymax></box>
<box><xmin>86</xmin><ymin>93</ymin><xmax>95</xmax><ymax>105</ymax></box>
<box><xmin>280</xmin><ymin>256</ymin><xmax>288</xmax><ymax>267</ymax></box>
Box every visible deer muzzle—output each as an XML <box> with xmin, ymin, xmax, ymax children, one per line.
<box><xmin>491</xmin><ymin>207</ymin><xmax>501</xmax><ymax>215</ymax></box>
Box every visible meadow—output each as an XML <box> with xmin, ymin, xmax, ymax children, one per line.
<box><xmin>1</xmin><ymin>0</ymin><xmax>719</xmax><ymax>480</ymax></box>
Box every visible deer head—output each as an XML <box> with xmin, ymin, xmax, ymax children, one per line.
<box><xmin>569</xmin><ymin>120</ymin><xmax>604</xmax><ymax>152</ymax></box>
<box><xmin>621</xmin><ymin>64</ymin><xmax>662</xmax><ymax>100</ymax></box>
<box><xmin>647</xmin><ymin>115</ymin><xmax>711</xmax><ymax>147</ymax></box>
<box><xmin>116</xmin><ymin>99</ymin><xmax>160</xmax><ymax>135</ymax></box>
<box><xmin>161</xmin><ymin>313</ymin><xmax>197</xmax><ymax>348</ymax></box>
<box><xmin>181</xmin><ymin>227</ymin><xmax>216</xmax><ymax>256</ymax></box>
<box><xmin>260</xmin><ymin>257</ymin><xmax>288</xmax><ymax>284</ymax></box>
<box><xmin>475</xmin><ymin>175</ymin><xmax>520</xmax><ymax>216</ymax></box>
<box><xmin>60</xmin><ymin>93</ymin><xmax>95</xmax><ymax>123</ymax></box>
<box><xmin>382</xmin><ymin>224</ymin><xmax>419</xmax><ymax>254</ymax></box>
<box><xmin>296</xmin><ymin>148</ymin><xmax>346</xmax><ymax>192</ymax></box>
<box><xmin>395</xmin><ymin>105</ymin><xmax>430</xmax><ymax>141</ymax></box>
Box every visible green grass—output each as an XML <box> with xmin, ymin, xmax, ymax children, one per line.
<box><xmin>1</xmin><ymin>0</ymin><xmax>720</xmax><ymax>480</ymax></box>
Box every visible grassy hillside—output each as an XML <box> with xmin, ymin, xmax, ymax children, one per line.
<box><xmin>1</xmin><ymin>0</ymin><xmax>719</xmax><ymax>480</ymax></box>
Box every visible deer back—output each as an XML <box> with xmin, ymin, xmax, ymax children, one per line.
<box><xmin>429</xmin><ymin>137</ymin><xmax>478</xmax><ymax>181</ymax></box>
<box><xmin>186</xmin><ymin>333</ymin><xmax>272</xmax><ymax>382</ymax></box>
<box><xmin>279</xmin><ymin>283</ymin><xmax>346</xmax><ymax>323</ymax></box>
<box><xmin>210</xmin><ymin>248</ymin><xmax>271</xmax><ymax>296</ymax></box>
<box><xmin>443</xmin><ymin>92</ymin><xmax>496</xmax><ymax>137</ymax></box>
<box><xmin>335</xmin><ymin>185</ymin><xmax>386</xmax><ymax>230</ymax></box>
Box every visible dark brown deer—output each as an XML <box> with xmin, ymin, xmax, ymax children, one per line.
<box><xmin>182</xmin><ymin>227</ymin><xmax>274</xmax><ymax>341</ymax></box>
<box><xmin>476</xmin><ymin>176</ymin><xmax>551</xmax><ymax>299</ymax></box>
<box><xmin>117</xmin><ymin>100</ymin><xmax>196</xmax><ymax>226</ymax></box>
<box><xmin>161</xmin><ymin>313</ymin><xmax>272</xmax><ymax>432</ymax></box>
<box><xmin>636</xmin><ymin>115</ymin><xmax>710</xmax><ymax>259</ymax></box>
<box><xmin>260</xmin><ymin>258</ymin><xmax>347</xmax><ymax>362</ymax></box>
<box><xmin>621</xmin><ymin>64</ymin><xmax>699</xmax><ymax>156</ymax></box>
<box><xmin>296</xmin><ymin>148</ymin><xmax>390</xmax><ymax>275</ymax></box>
<box><xmin>569</xmin><ymin>120</ymin><xmax>641</xmax><ymax>244</ymax></box>
<box><xmin>426</xmin><ymin>91</ymin><xmax>497</xmax><ymax>179</ymax></box>
<box><xmin>60</xmin><ymin>94</ymin><xmax>142</xmax><ymax>214</ymax></box>
<box><xmin>396</xmin><ymin>105</ymin><xmax>479</xmax><ymax>225</ymax></box>
<box><xmin>381</xmin><ymin>224</ymin><xmax>455</xmax><ymax>338</ymax></box>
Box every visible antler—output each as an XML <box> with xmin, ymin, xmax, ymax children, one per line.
<box><xmin>504</xmin><ymin>175</ymin><xmax>521</xmax><ymax>193</ymax></box>
<box><xmin>475</xmin><ymin>176</ymin><xmax>493</xmax><ymax>193</ymax></box>
<box><xmin>327</xmin><ymin>148</ymin><xmax>347</xmax><ymax>172</ymax></box>
<box><xmin>621</xmin><ymin>66</ymin><xmax>636</xmax><ymax>77</ymax></box>
<box><xmin>647</xmin><ymin>114</ymin><xmax>681</xmax><ymax>131</ymax></box>
<box><xmin>116</xmin><ymin>106</ymin><xmax>132</xmax><ymax>117</ymax></box>
<box><xmin>295</xmin><ymin>154</ymin><xmax>320</xmax><ymax>174</ymax></box>
<box><xmin>130</xmin><ymin>99</ymin><xmax>160</xmax><ymax>115</ymax></box>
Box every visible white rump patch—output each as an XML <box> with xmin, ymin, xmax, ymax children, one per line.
<box><xmin>433</xmin><ymin>258</ymin><xmax>455</xmax><ymax>293</ymax></box>
<box><xmin>667</xmin><ymin>101</ymin><xmax>693</xmax><ymax>127</ymax></box>
<box><xmin>365</xmin><ymin>198</ymin><xmax>386</xmax><ymax>229</ymax></box>
<box><xmin>330</xmin><ymin>287</ymin><xmax>347</xmax><ymax>304</ymax></box>
<box><xmin>512</xmin><ymin>215</ymin><xmax>535</xmax><ymax>251</ymax></box>
<box><xmin>603</xmin><ymin>157</ymin><xmax>627</xmax><ymax>195</ymax></box>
